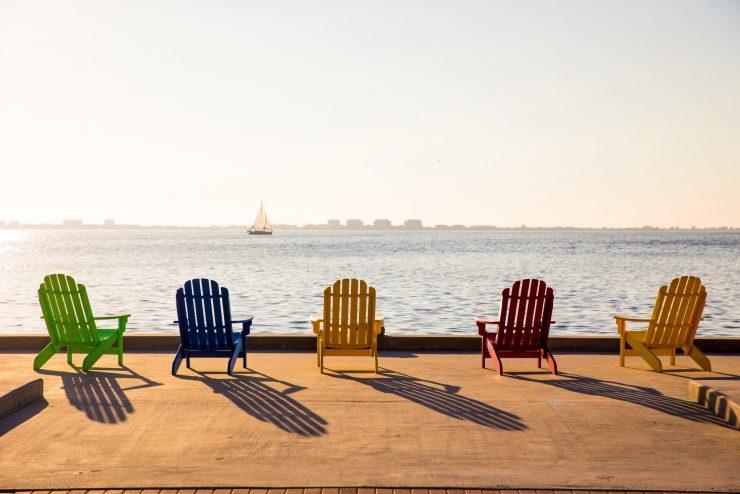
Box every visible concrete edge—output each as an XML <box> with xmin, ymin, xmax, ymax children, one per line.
<box><xmin>687</xmin><ymin>380</ymin><xmax>740</xmax><ymax>430</ymax></box>
<box><xmin>0</xmin><ymin>489</ymin><xmax>736</xmax><ymax>493</ymax></box>
<box><xmin>1</xmin><ymin>334</ymin><xmax>739</xmax><ymax>353</ymax></box>
<box><xmin>0</xmin><ymin>378</ymin><xmax>44</xmax><ymax>420</ymax></box>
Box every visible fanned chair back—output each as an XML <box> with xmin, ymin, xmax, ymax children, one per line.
<box><xmin>495</xmin><ymin>279</ymin><xmax>554</xmax><ymax>352</ymax></box>
<box><xmin>39</xmin><ymin>274</ymin><xmax>99</xmax><ymax>346</ymax></box>
<box><xmin>176</xmin><ymin>278</ymin><xmax>235</xmax><ymax>352</ymax></box>
<box><xmin>323</xmin><ymin>279</ymin><xmax>376</xmax><ymax>349</ymax></box>
<box><xmin>645</xmin><ymin>276</ymin><xmax>706</xmax><ymax>349</ymax></box>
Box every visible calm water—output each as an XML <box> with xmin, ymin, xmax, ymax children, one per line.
<box><xmin>0</xmin><ymin>229</ymin><xmax>738</xmax><ymax>336</ymax></box>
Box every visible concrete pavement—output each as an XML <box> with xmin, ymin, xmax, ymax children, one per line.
<box><xmin>0</xmin><ymin>351</ymin><xmax>738</xmax><ymax>491</ymax></box>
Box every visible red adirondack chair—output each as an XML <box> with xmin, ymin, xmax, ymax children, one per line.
<box><xmin>476</xmin><ymin>279</ymin><xmax>557</xmax><ymax>375</ymax></box>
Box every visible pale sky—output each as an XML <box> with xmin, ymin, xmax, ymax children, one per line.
<box><xmin>1</xmin><ymin>1</ymin><xmax>739</xmax><ymax>227</ymax></box>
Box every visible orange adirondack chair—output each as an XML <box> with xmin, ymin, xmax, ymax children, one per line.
<box><xmin>614</xmin><ymin>276</ymin><xmax>710</xmax><ymax>372</ymax></box>
<box><xmin>311</xmin><ymin>279</ymin><xmax>384</xmax><ymax>373</ymax></box>
<box><xmin>476</xmin><ymin>279</ymin><xmax>557</xmax><ymax>375</ymax></box>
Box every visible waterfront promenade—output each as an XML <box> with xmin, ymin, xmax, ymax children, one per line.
<box><xmin>1</xmin><ymin>351</ymin><xmax>738</xmax><ymax>492</ymax></box>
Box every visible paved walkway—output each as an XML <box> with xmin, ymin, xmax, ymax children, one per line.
<box><xmin>0</xmin><ymin>352</ymin><xmax>738</xmax><ymax>491</ymax></box>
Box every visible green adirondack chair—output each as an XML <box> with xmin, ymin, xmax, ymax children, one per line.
<box><xmin>34</xmin><ymin>274</ymin><xmax>129</xmax><ymax>371</ymax></box>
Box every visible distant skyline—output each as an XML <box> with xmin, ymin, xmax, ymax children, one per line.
<box><xmin>1</xmin><ymin>217</ymin><xmax>736</xmax><ymax>231</ymax></box>
<box><xmin>2</xmin><ymin>1</ymin><xmax>739</xmax><ymax>228</ymax></box>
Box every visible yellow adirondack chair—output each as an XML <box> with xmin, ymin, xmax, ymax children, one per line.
<box><xmin>311</xmin><ymin>279</ymin><xmax>384</xmax><ymax>373</ymax></box>
<box><xmin>614</xmin><ymin>276</ymin><xmax>710</xmax><ymax>372</ymax></box>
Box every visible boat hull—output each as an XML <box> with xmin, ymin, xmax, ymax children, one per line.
<box><xmin>247</xmin><ymin>230</ymin><xmax>273</xmax><ymax>235</ymax></box>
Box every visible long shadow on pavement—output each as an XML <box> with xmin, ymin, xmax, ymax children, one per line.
<box><xmin>510</xmin><ymin>372</ymin><xmax>734</xmax><ymax>429</ymax></box>
<box><xmin>330</xmin><ymin>369</ymin><xmax>526</xmax><ymax>430</ymax></box>
<box><xmin>0</xmin><ymin>398</ymin><xmax>49</xmax><ymax>437</ymax></box>
<box><xmin>37</xmin><ymin>365</ymin><xmax>161</xmax><ymax>424</ymax></box>
<box><xmin>180</xmin><ymin>369</ymin><xmax>328</xmax><ymax>437</ymax></box>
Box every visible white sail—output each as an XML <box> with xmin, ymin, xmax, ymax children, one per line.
<box><xmin>249</xmin><ymin>201</ymin><xmax>273</xmax><ymax>234</ymax></box>
<box><xmin>253</xmin><ymin>202</ymin><xmax>266</xmax><ymax>229</ymax></box>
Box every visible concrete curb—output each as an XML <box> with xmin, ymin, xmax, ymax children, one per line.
<box><xmin>688</xmin><ymin>380</ymin><xmax>740</xmax><ymax>429</ymax></box>
<box><xmin>0</xmin><ymin>378</ymin><xmax>44</xmax><ymax>420</ymax></box>
<box><xmin>0</xmin><ymin>489</ymin><xmax>736</xmax><ymax>493</ymax></box>
<box><xmin>1</xmin><ymin>334</ymin><xmax>739</xmax><ymax>353</ymax></box>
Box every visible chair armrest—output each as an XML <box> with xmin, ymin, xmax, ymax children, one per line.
<box><xmin>233</xmin><ymin>316</ymin><xmax>253</xmax><ymax>334</ymax></box>
<box><xmin>475</xmin><ymin>316</ymin><xmax>498</xmax><ymax>325</ymax></box>
<box><xmin>475</xmin><ymin>316</ymin><xmax>498</xmax><ymax>336</ymax></box>
<box><xmin>311</xmin><ymin>315</ymin><xmax>323</xmax><ymax>334</ymax></box>
<box><xmin>613</xmin><ymin>314</ymin><xmax>652</xmax><ymax>322</ymax></box>
<box><xmin>93</xmin><ymin>314</ymin><xmax>131</xmax><ymax>320</ymax></box>
<box><xmin>374</xmin><ymin>317</ymin><xmax>385</xmax><ymax>335</ymax></box>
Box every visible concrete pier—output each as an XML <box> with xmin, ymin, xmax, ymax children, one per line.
<box><xmin>0</xmin><ymin>350</ymin><xmax>738</xmax><ymax>491</ymax></box>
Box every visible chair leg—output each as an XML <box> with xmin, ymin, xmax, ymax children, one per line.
<box><xmin>319</xmin><ymin>346</ymin><xmax>324</xmax><ymax>374</ymax></box>
<box><xmin>83</xmin><ymin>337</ymin><xmax>117</xmax><ymax>371</ymax></box>
<box><xmin>172</xmin><ymin>345</ymin><xmax>184</xmax><ymax>375</ymax></box>
<box><xmin>617</xmin><ymin>319</ymin><xmax>626</xmax><ymax>367</ymax></box>
<box><xmin>67</xmin><ymin>346</ymin><xmax>73</xmax><ymax>365</ymax></box>
<box><xmin>670</xmin><ymin>348</ymin><xmax>676</xmax><ymax>366</ymax></box>
<box><xmin>686</xmin><ymin>345</ymin><xmax>712</xmax><ymax>372</ymax></box>
<box><xmin>544</xmin><ymin>347</ymin><xmax>558</xmax><ymax>375</ymax></box>
<box><xmin>117</xmin><ymin>331</ymin><xmax>124</xmax><ymax>366</ymax></box>
<box><xmin>186</xmin><ymin>350</ymin><xmax>191</xmax><ymax>369</ymax></box>
<box><xmin>624</xmin><ymin>333</ymin><xmax>662</xmax><ymax>372</ymax></box>
<box><xmin>480</xmin><ymin>336</ymin><xmax>486</xmax><ymax>368</ymax></box>
<box><xmin>374</xmin><ymin>348</ymin><xmax>378</xmax><ymax>373</ymax></box>
<box><xmin>242</xmin><ymin>333</ymin><xmax>248</xmax><ymax>369</ymax></box>
<box><xmin>227</xmin><ymin>340</ymin><xmax>242</xmax><ymax>376</ymax></box>
<box><xmin>317</xmin><ymin>336</ymin><xmax>321</xmax><ymax>366</ymax></box>
<box><xmin>33</xmin><ymin>343</ymin><xmax>57</xmax><ymax>370</ymax></box>
<box><xmin>485</xmin><ymin>337</ymin><xmax>503</xmax><ymax>375</ymax></box>
<box><xmin>538</xmin><ymin>350</ymin><xmax>543</xmax><ymax>369</ymax></box>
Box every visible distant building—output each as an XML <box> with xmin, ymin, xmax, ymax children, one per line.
<box><xmin>0</xmin><ymin>221</ymin><xmax>6</xmax><ymax>228</ymax></box>
<box><xmin>373</xmin><ymin>219</ymin><xmax>392</xmax><ymax>229</ymax></box>
<box><xmin>434</xmin><ymin>224</ymin><xmax>450</xmax><ymax>229</ymax></box>
<box><xmin>63</xmin><ymin>219</ymin><xmax>83</xmax><ymax>227</ymax></box>
<box><xmin>404</xmin><ymin>219</ymin><xmax>423</xmax><ymax>229</ymax></box>
<box><xmin>327</xmin><ymin>219</ymin><xmax>342</xmax><ymax>229</ymax></box>
<box><xmin>104</xmin><ymin>218</ymin><xmax>115</xmax><ymax>227</ymax></box>
<box><xmin>9</xmin><ymin>220</ymin><xmax>20</xmax><ymax>228</ymax></box>
<box><xmin>346</xmin><ymin>219</ymin><xmax>364</xmax><ymax>229</ymax></box>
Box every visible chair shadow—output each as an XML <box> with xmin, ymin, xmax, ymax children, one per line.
<box><xmin>662</xmin><ymin>369</ymin><xmax>740</xmax><ymax>380</ymax></box>
<box><xmin>36</xmin><ymin>365</ymin><xmax>162</xmax><ymax>424</ymax></box>
<box><xmin>0</xmin><ymin>398</ymin><xmax>49</xmax><ymax>437</ymax></box>
<box><xmin>178</xmin><ymin>369</ymin><xmax>328</xmax><ymax>437</ymax></box>
<box><xmin>330</xmin><ymin>369</ymin><xmax>526</xmax><ymax>431</ymax></box>
<box><xmin>509</xmin><ymin>372</ymin><xmax>735</xmax><ymax>429</ymax></box>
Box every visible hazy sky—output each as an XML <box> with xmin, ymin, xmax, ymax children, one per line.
<box><xmin>1</xmin><ymin>1</ymin><xmax>739</xmax><ymax>227</ymax></box>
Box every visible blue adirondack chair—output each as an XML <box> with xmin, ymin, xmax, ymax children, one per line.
<box><xmin>172</xmin><ymin>278</ymin><xmax>253</xmax><ymax>375</ymax></box>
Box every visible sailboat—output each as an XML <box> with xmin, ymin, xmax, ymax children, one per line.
<box><xmin>247</xmin><ymin>201</ymin><xmax>273</xmax><ymax>235</ymax></box>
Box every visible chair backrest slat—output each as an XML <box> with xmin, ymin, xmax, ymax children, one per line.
<box><xmin>322</xmin><ymin>279</ymin><xmax>376</xmax><ymax>348</ymax></box>
<box><xmin>200</xmin><ymin>280</ymin><xmax>217</xmax><ymax>350</ymax></box>
<box><xmin>646</xmin><ymin>276</ymin><xmax>705</xmax><ymax>348</ymax></box>
<box><xmin>176</xmin><ymin>279</ymin><xmax>234</xmax><ymax>351</ymax></box>
<box><xmin>495</xmin><ymin>279</ymin><xmax>553</xmax><ymax>352</ymax></box>
<box><xmin>349</xmin><ymin>279</ymin><xmax>359</xmax><ymax>346</ymax></box>
<box><xmin>213</xmin><ymin>283</ymin><xmax>228</xmax><ymax>348</ymax></box>
<box><xmin>38</xmin><ymin>274</ymin><xmax>98</xmax><ymax>346</ymax></box>
<box><xmin>360</xmin><ymin>280</ymin><xmax>370</xmax><ymax>347</ymax></box>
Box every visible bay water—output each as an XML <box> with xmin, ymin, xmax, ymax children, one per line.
<box><xmin>1</xmin><ymin>229</ymin><xmax>737</xmax><ymax>336</ymax></box>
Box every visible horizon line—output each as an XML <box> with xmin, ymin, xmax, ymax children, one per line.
<box><xmin>1</xmin><ymin>222</ymin><xmax>737</xmax><ymax>231</ymax></box>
